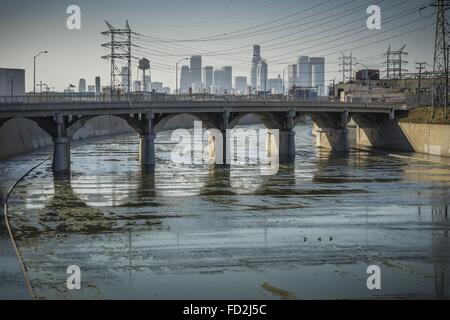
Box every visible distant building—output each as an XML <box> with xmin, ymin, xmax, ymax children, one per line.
<box><xmin>151</xmin><ymin>82</ymin><xmax>163</xmax><ymax>93</ymax></box>
<box><xmin>162</xmin><ymin>87</ymin><xmax>171</xmax><ymax>94</ymax></box>
<box><xmin>95</xmin><ymin>76</ymin><xmax>101</xmax><ymax>95</ymax></box>
<box><xmin>297</xmin><ymin>56</ymin><xmax>311</xmax><ymax>87</ymax></box>
<box><xmin>251</xmin><ymin>45</ymin><xmax>262</xmax><ymax>91</ymax></box>
<box><xmin>235</xmin><ymin>76</ymin><xmax>247</xmax><ymax>94</ymax></box>
<box><xmin>296</xmin><ymin>56</ymin><xmax>326</xmax><ymax>96</ymax></box>
<box><xmin>256</xmin><ymin>59</ymin><xmax>268</xmax><ymax>92</ymax></box>
<box><xmin>310</xmin><ymin>57</ymin><xmax>325</xmax><ymax>96</ymax></box>
<box><xmin>287</xmin><ymin>64</ymin><xmax>297</xmax><ymax>90</ymax></box>
<box><xmin>223</xmin><ymin>66</ymin><xmax>232</xmax><ymax>94</ymax></box>
<box><xmin>268</xmin><ymin>75</ymin><xmax>283</xmax><ymax>94</ymax></box>
<box><xmin>190</xmin><ymin>55</ymin><xmax>202</xmax><ymax>90</ymax></box>
<box><xmin>356</xmin><ymin>69</ymin><xmax>380</xmax><ymax>81</ymax></box>
<box><xmin>180</xmin><ymin>65</ymin><xmax>191</xmax><ymax>93</ymax></box>
<box><xmin>203</xmin><ymin>66</ymin><xmax>213</xmax><ymax>93</ymax></box>
<box><xmin>78</xmin><ymin>78</ymin><xmax>86</xmax><ymax>93</ymax></box>
<box><xmin>0</xmin><ymin>68</ymin><xmax>25</xmax><ymax>96</ymax></box>
<box><xmin>212</xmin><ymin>68</ymin><xmax>223</xmax><ymax>94</ymax></box>
<box><xmin>88</xmin><ymin>85</ymin><xmax>95</xmax><ymax>92</ymax></box>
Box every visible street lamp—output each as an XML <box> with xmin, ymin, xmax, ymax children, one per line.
<box><xmin>176</xmin><ymin>58</ymin><xmax>189</xmax><ymax>95</ymax></box>
<box><xmin>34</xmin><ymin>50</ymin><xmax>48</xmax><ymax>94</ymax></box>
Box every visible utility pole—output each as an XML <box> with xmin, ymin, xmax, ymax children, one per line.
<box><xmin>416</xmin><ymin>62</ymin><xmax>427</xmax><ymax>105</ymax></box>
<box><xmin>431</xmin><ymin>0</ymin><xmax>450</xmax><ymax>117</ymax></box>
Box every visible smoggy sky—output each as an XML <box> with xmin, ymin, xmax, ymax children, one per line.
<box><xmin>0</xmin><ymin>0</ymin><xmax>437</xmax><ymax>92</ymax></box>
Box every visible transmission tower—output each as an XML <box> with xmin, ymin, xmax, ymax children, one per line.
<box><xmin>431</xmin><ymin>0</ymin><xmax>450</xmax><ymax>117</ymax></box>
<box><xmin>101</xmin><ymin>21</ymin><xmax>137</xmax><ymax>99</ymax></box>
<box><xmin>339</xmin><ymin>52</ymin><xmax>354</xmax><ymax>83</ymax></box>
<box><xmin>384</xmin><ymin>45</ymin><xmax>408</xmax><ymax>80</ymax></box>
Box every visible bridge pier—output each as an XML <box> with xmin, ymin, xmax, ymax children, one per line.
<box><xmin>52</xmin><ymin>114</ymin><xmax>71</xmax><ymax>172</ymax></box>
<box><xmin>220</xmin><ymin>110</ymin><xmax>231</xmax><ymax>166</ymax></box>
<box><xmin>280</xmin><ymin>110</ymin><xmax>296</xmax><ymax>162</ymax></box>
<box><xmin>139</xmin><ymin>112</ymin><xmax>156</xmax><ymax>167</ymax></box>
<box><xmin>312</xmin><ymin>111</ymin><xmax>349</xmax><ymax>152</ymax></box>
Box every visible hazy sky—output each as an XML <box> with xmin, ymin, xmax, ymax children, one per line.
<box><xmin>0</xmin><ymin>0</ymin><xmax>436</xmax><ymax>92</ymax></box>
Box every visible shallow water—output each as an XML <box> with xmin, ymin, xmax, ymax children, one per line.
<box><xmin>5</xmin><ymin>123</ymin><xmax>450</xmax><ymax>299</ymax></box>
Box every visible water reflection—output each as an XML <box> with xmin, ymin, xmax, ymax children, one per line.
<box><xmin>4</xmin><ymin>124</ymin><xmax>450</xmax><ymax>299</ymax></box>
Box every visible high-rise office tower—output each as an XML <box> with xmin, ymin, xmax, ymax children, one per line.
<box><xmin>309</xmin><ymin>57</ymin><xmax>325</xmax><ymax>96</ymax></box>
<box><xmin>256</xmin><ymin>59</ymin><xmax>268</xmax><ymax>92</ymax></box>
<box><xmin>180</xmin><ymin>65</ymin><xmax>191</xmax><ymax>93</ymax></box>
<box><xmin>212</xmin><ymin>69</ymin><xmax>223</xmax><ymax>94</ymax></box>
<box><xmin>223</xmin><ymin>66</ymin><xmax>232</xmax><ymax>94</ymax></box>
<box><xmin>234</xmin><ymin>76</ymin><xmax>247</xmax><ymax>94</ymax></box>
<box><xmin>203</xmin><ymin>66</ymin><xmax>213</xmax><ymax>93</ymax></box>
<box><xmin>95</xmin><ymin>76</ymin><xmax>101</xmax><ymax>95</ymax></box>
<box><xmin>287</xmin><ymin>64</ymin><xmax>297</xmax><ymax>89</ymax></box>
<box><xmin>268</xmin><ymin>75</ymin><xmax>283</xmax><ymax>94</ymax></box>
<box><xmin>297</xmin><ymin>56</ymin><xmax>311</xmax><ymax>87</ymax></box>
<box><xmin>78</xmin><ymin>78</ymin><xmax>86</xmax><ymax>93</ymax></box>
<box><xmin>251</xmin><ymin>45</ymin><xmax>261</xmax><ymax>91</ymax></box>
<box><xmin>190</xmin><ymin>55</ymin><xmax>202</xmax><ymax>92</ymax></box>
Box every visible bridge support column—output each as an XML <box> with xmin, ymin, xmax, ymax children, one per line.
<box><xmin>52</xmin><ymin>114</ymin><xmax>71</xmax><ymax>172</ymax></box>
<box><xmin>139</xmin><ymin>112</ymin><xmax>156</xmax><ymax>167</ymax></box>
<box><xmin>312</xmin><ymin>111</ymin><xmax>349</xmax><ymax>152</ymax></box>
<box><xmin>278</xmin><ymin>110</ymin><xmax>296</xmax><ymax>162</ymax></box>
<box><xmin>220</xmin><ymin>110</ymin><xmax>230</xmax><ymax>166</ymax></box>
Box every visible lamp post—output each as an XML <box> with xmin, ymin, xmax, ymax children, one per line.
<box><xmin>33</xmin><ymin>50</ymin><xmax>48</xmax><ymax>94</ymax></box>
<box><xmin>176</xmin><ymin>58</ymin><xmax>189</xmax><ymax>95</ymax></box>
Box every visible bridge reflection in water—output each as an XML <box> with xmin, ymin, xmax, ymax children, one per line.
<box><xmin>4</xmin><ymin>125</ymin><xmax>449</xmax><ymax>299</ymax></box>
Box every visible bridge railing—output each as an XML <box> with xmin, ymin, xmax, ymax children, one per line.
<box><xmin>0</xmin><ymin>93</ymin><xmax>415</xmax><ymax>106</ymax></box>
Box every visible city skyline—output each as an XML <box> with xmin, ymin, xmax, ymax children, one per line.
<box><xmin>0</xmin><ymin>0</ymin><xmax>436</xmax><ymax>92</ymax></box>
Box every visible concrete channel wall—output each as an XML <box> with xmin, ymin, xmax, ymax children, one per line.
<box><xmin>0</xmin><ymin>116</ymin><xmax>134</xmax><ymax>160</ymax></box>
<box><xmin>355</xmin><ymin>121</ymin><xmax>450</xmax><ymax>157</ymax></box>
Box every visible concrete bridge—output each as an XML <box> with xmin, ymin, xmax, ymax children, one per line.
<box><xmin>0</xmin><ymin>95</ymin><xmax>408</xmax><ymax>172</ymax></box>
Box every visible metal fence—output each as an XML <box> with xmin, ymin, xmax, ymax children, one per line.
<box><xmin>0</xmin><ymin>93</ymin><xmax>415</xmax><ymax>106</ymax></box>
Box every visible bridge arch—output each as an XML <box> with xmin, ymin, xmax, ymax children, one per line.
<box><xmin>153</xmin><ymin>113</ymin><xmax>220</xmax><ymax>133</ymax></box>
<box><xmin>228</xmin><ymin>112</ymin><xmax>284</xmax><ymax>130</ymax></box>
<box><xmin>0</xmin><ymin>116</ymin><xmax>57</xmax><ymax>137</ymax></box>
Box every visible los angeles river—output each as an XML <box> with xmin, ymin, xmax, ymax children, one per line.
<box><xmin>3</xmin><ymin>123</ymin><xmax>450</xmax><ymax>299</ymax></box>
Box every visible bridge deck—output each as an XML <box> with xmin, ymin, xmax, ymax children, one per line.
<box><xmin>0</xmin><ymin>100</ymin><xmax>406</xmax><ymax>118</ymax></box>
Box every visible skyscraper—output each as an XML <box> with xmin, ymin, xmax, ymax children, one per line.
<box><xmin>190</xmin><ymin>55</ymin><xmax>202</xmax><ymax>92</ymax></box>
<box><xmin>297</xmin><ymin>56</ymin><xmax>311</xmax><ymax>87</ymax></box>
<box><xmin>212</xmin><ymin>69</ymin><xmax>223</xmax><ymax>94</ymax></box>
<box><xmin>235</xmin><ymin>76</ymin><xmax>247</xmax><ymax>94</ymax></box>
<box><xmin>180</xmin><ymin>65</ymin><xmax>191</xmax><ymax>93</ymax></box>
<box><xmin>95</xmin><ymin>76</ymin><xmax>101</xmax><ymax>95</ymax></box>
<box><xmin>203</xmin><ymin>66</ymin><xmax>213</xmax><ymax>93</ymax></box>
<box><xmin>287</xmin><ymin>64</ymin><xmax>297</xmax><ymax>89</ymax></box>
<box><xmin>223</xmin><ymin>66</ymin><xmax>232</xmax><ymax>94</ymax></box>
<box><xmin>251</xmin><ymin>45</ymin><xmax>261</xmax><ymax>91</ymax></box>
<box><xmin>256</xmin><ymin>59</ymin><xmax>268</xmax><ymax>92</ymax></box>
<box><xmin>310</xmin><ymin>57</ymin><xmax>325</xmax><ymax>96</ymax></box>
<box><xmin>268</xmin><ymin>75</ymin><xmax>283</xmax><ymax>94</ymax></box>
<box><xmin>78</xmin><ymin>78</ymin><xmax>86</xmax><ymax>93</ymax></box>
